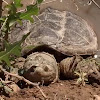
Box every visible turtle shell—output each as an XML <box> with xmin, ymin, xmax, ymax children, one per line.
<box><xmin>9</xmin><ymin>8</ymin><xmax>98</xmax><ymax>55</ymax></box>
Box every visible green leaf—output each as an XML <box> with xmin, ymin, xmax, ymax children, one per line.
<box><xmin>7</xmin><ymin>12</ymin><xmax>21</xmax><ymax>27</ymax></box>
<box><xmin>8</xmin><ymin>3</ymin><xmax>17</xmax><ymax>15</ymax></box>
<box><xmin>14</xmin><ymin>0</ymin><xmax>23</xmax><ymax>8</ymax></box>
<box><xmin>20</xmin><ymin>13</ymin><xmax>34</xmax><ymax>22</ymax></box>
<box><xmin>37</xmin><ymin>0</ymin><xmax>43</xmax><ymax>4</ymax></box>
<box><xmin>19</xmin><ymin>5</ymin><xmax>39</xmax><ymax>22</ymax></box>
<box><xmin>0</xmin><ymin>33</ymin><xmax>29</xmax><ymax>66</ymax></box>
<box><xmin>0</xmin><ymin>17</ymin><xmax>6</xmax><ymax>22</ymax></box>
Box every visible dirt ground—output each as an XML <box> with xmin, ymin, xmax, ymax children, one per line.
<box><xmin>4</xmin><ymin>80</ymin><xmax>100</xmax><ymax>100</ymax></box>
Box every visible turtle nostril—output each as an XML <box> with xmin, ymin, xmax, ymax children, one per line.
<box><xmin>44</xmin><ymin>66</ymin><xmax>49</xmax><ymax>72</ymax></box>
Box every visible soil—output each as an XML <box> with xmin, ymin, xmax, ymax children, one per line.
<box><xmin>4</xmin><ymin>80</ymin><xmax>100</xmax><ymax>100</ymax></box>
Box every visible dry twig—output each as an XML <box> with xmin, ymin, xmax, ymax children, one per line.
<box><xmin>2</xmin><ymin>0</ymin><xmax>9</xmax><ymax>5</ymax></box>
<box><xmin>91</xmin><ymin>0</ymin><xmax>100</xmax><ymax>9</ymax></box>
<box><xmin>0</xmin><ymin>66</ymin><xmax>47</xmax><ymax>98</ymax></box>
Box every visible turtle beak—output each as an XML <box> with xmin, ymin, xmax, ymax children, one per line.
<box><xmin>34</xmin><ymin>66</ymin><xmax>43</xmax><ymax>75</ymax></box>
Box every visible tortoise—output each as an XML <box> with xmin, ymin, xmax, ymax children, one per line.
<box><xmin>9</xmin><ymin>8</ymin><xmax>98</xmax><ymax>84</ymax></box>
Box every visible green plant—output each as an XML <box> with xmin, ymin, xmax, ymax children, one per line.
<box><xmin>0</xmin><ymin>0</ymin><xmax>43</xmax><ymax>67</ymax></box>
<box><xmin>0</xmin><ymin>0</ymin><xmax>43</xmax><ymax>95</ymax></box>
<box><xmin>75</xmin><ymin>71</ymin><xmax>88</xmax><ymax>86</ymax></box>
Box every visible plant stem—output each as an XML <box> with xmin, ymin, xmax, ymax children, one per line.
<box><xmin>2</xmin><ymin>0</ymin><xmax>8</xmax><ymax>5</ymax></box>
<box><xmin>0</xmin><ymin>17</ymin><xmax>8</xmax><ymax>31</ymax></box>
<box><xmin>92</xmin><ymin>0</ymin><xmax>100</xmax><ymax>9</ymax></box>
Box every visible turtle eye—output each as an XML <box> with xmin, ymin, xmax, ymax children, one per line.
<box><xmin>30</xmin><ymin>66</ymin><xmax>37</xmax><ymax>72</ymax></box>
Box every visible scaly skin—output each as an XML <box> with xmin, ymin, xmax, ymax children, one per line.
<box><xmin>23</xmin><ymin>52</ymin><xmax>59</xmax><ymax>84</ymax></box>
